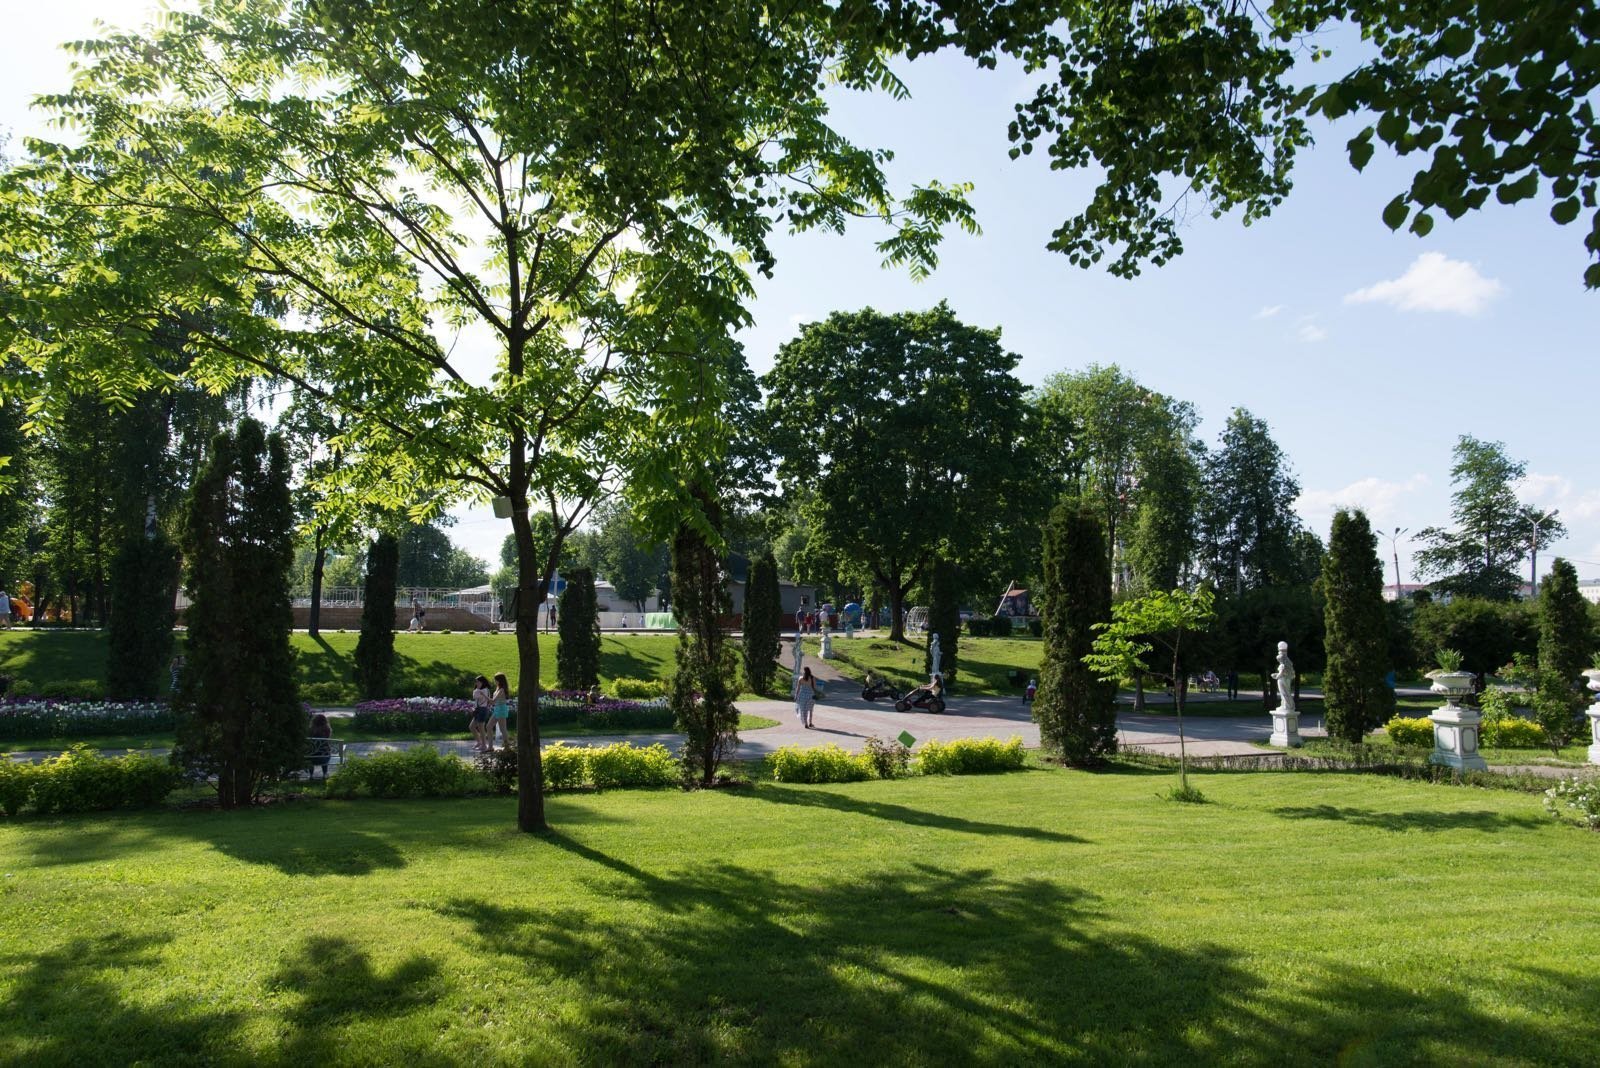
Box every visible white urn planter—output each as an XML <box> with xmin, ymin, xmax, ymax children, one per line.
<box><xmin>1428</xmin><ymin>671</ymin><xmax>1487</xmax><ymax>772</ymax></box>
<box><xmin>1583</xmin><ymin>669</ymin><xmax>1600</xmax><ymax>766</ymax></box>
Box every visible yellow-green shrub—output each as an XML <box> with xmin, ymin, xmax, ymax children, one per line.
<box><xmin>541</xmin><ymin>741</ymin><xmax>587</xmax><ymax>790</ymax></box>
<box><xmin>1481</xmin><ymin>716</ymin><xmax>1546</xmax><ymax>748</ymax></box>
<box><xmin>768</xmin><ymin>743</ymin><xmax>872</xmax><ymax>783</ymax></box>
<box><xmin>584</xmin><ymin>742</ymin><xmax>678</xmax><ymax>789</ymax></box>
<box><xmin>602</xmin><ymin>677</ymin><xmax>670</xmax><ymax>700</ymax></box>
<box><xmin>917</xmin><ymin>736</ymin><xmax>1027</xmax><ymax>775</ymax></box>
<box><xmin>1384</xmin><ymin>717</ymin><xmax>1434</xmax><ymax>748</ymax></box>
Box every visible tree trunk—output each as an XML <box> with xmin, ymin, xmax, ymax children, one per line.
<box><xmin>1134</xmin><ymin>672</ymin><xmax>1146</xmax><ymax>712</ymax></box>
<box><xmin>308</xmin><ymin>526</ymin><xmax>327</xmax><ymax>637</ymax></box>
<box><xmin>512</xmin><ymin>504</ymin><xmax>547</xmax><ymax>834</ymax></box>
<box><xmin>887</xmin><ymin>579</ymin><xmax>906</xmax><ymax>643</ymax></box>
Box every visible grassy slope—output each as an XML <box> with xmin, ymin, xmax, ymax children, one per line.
<box><xmin>3</xmin><ymin>770</ymin><xmax>1598</xmax><ymax>1064</ymax></box>
<box><xmin>817</xmin><ymin>635</ymin><xmax>1046</xmax><ymax>695</ymax></box>
<box><xmin>0</xmin><ymin>630</ymin><xmax>681</xmax><ymax>697</ymax></box>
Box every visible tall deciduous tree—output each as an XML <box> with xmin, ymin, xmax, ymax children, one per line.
<box><xmin>764</xmin><ymin>304</ymin><xmax>1028</xmax><ymax>642</ymax></box>
<box><xmin>583</xmin><ymin>500</ymin><xmax>669</xmax><ymax>612</ymax></box>
<box><xmin>557</xmin><ymin>568</ymin><xmax>601</xmax><ymax>692</ymax></box>
<box><xmin>355</xmin><ymin>533</ymin><xmax>398</xmax><ymax>700</ymax></box>
<box><xmin>1033</xmin><ymin>503</ymin><xmax>1116</xmax><ymax>764</ymax></box>
<box><xmin>1197</xmin><ymin>409</ymin><xmax>1303</xmax><ymax>593</ymax></box>
<box><xmin>171</xmin><ymin>419</ymin><xmax>302</xmax><ymax>808</ymax></box>
<box><xmin>1415</xmin><ymin>436</ymin><xmax>1564</xmax><ymax>601</ymax></box>
<box><xmin>5</xmin><ymin>2</ymin><xmax>971</xmax><ymax>832</ymax></box>
<box><xmin>742</xmin><ymin>552</ymin><xmax>782</xmax><ymax>696</ymax></box>
<box><xmin>670</xmin><ymin>492</ymin><xmax>740</xmax><ymax>785</ymax></box>
<box><xmin>1321</xmin><ymin>509</ymin><xmax>1394</xmax><ymax>745</ymax></box>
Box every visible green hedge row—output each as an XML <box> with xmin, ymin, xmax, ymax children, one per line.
<box><xmin>1385</xmin><ymin>714</ymin><xmax>1554</xmax><ymax>749</ymax></box>
<box><xmin>327</xmin><ymin>741</ymin><xmax>681</xmax><ymax>798</ymax></box>
<box><xmin>0</xmin><ymin>745</ymin><xmax>182</xmax><ymax>816</ymax></box>
<box><xmin>768</xmin><ymin>736</ymin><xmax>1026</xmax><ymax>783</ymax></box>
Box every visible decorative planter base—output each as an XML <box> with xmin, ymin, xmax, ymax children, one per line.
<box><xmin>1587</xmin><ymin>706</ymin><xmax>1600</xmax><ymax>766</ymax></box>
<box><xmin>1429</xmin><ymin>704</ymin><xmax>1487</xmax><ymax>771</ymax></box>
<box><xmin>1269</xmin><ymin>709</ymin><xmax>1302</xmax><ymax>748</ymax></box>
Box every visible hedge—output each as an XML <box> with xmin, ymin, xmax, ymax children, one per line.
<box><xmin>1385</xmin><ymin>713</ymin><xmax>1550</xmax><ymax>749</ymax></box>
<box><xmin>917</xmin><ymin>737</ymin><xmax>1027</xmax><ymax>775</ymax></box>
<box><xmin>0</xmin><ymin>745</ymin><xmax>181</xmax><ymax>817</ymax></box>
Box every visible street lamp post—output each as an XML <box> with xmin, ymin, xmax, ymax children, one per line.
<box><xmin>1530</xmin><ymin>509</ymin><xmax>1560</xmax><ymax>598</ymax></box>
<box><xmin>1385</xmin><ymin>527</ymin><xmax>1407</xmax><ymax>601</ymax></box>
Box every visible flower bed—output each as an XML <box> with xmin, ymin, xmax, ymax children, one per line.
<box><xmin>350</xmin><ymin>692</ymin><xmax>673</xmax><ymax>735</ymax></box>
<box><xmin>0</xmin><ymin>697</ymin><xmax>174</xmax><ymax>741</ymax></box>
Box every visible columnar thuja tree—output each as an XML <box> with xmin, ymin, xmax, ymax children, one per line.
<box><xmin>106</xmin><ymin>533</ymin><xmax>179</xmax><ymax>699</ymax></box>
<box><xmin>1033</xmin><ymin>503</ymin><xmax>1116</xmax><ymax>764</ymax></box>
<box><xmin>6</xmin><ymin>2</ymin><xmax>971</xmax><ymax>831</ymax></box>
<box><xmin>1538</xmin><ymin>558</ymin><xmax>1592</xmax><ymax>688</ymax></box>
<box><xmin>670</xmin><ymin>491</ymin><xmax>741</xmax><ymax>785</ymax></box>
<box><xmin>925</xmin><ymin>559</ymin><xmax>961</xmax><ymax>690</ymax></box>
<box><xmin>355</xmin><ymin>533</ymin><xmax>398</xmax><ymax>700</ymax></box>
<box><xmin>1321</xmin><ymin>509</ymin><xmax>1394</xmax><ymax>745</ymax></box>
<box><xmin>556</xmin><ymin>568</ymin><xmax>600</xmax><ymax>692</ymax></box>
<box><xmin>172</xmin><ymin>419</ymin><xmax>303</xmax><ymax>808</ymax></box>
<box><xmin>742</xmin><ymin>552</ymin><xmax>782</xmax><ymax>695</ymax></box>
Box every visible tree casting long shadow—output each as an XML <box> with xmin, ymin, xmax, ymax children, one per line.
<box><xmin>748</xmin><ymin>782</ymin><xmax>1088</xmax><ymax>844</ymax></box>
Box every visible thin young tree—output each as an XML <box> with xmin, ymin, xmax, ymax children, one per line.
<box><xmin>171</xmin><ymin>419</ymin><xmax>303</xmax><ymax>808</ymax></box>
<box><xmin>1321</xmin><ymin>509</ymin><xmax>1395</xmax><ymax>744</ymax></box>
<box><xmin>1086</xmin><ymin>587</ymin><xmax>1215</xmax><ymax>799</ymax></box>
<box><xmin>742</xmin><ymin>552</ymin><xmax>782</xmax><ymax>695</ymax></box>
<box><xmin>1032</xmin><ymin>503</ymin><xmax>1116</xmax><ymax>764</ymax></box>
<box><xmin>1534</xmin><ymin>558</ymin><xmax>1592</xmax><ymax>754</ymax></box>
<box><xmin>354</xmin><ymin>533</ymin><xmax>398</xmax><ymax>701</ymax></box>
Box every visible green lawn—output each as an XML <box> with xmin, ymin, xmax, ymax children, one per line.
<box><xmin>816</xmin><ymin>635</ymin><xmax>1044</xmax><ymax>695</ymax></box>
<box><xmin>3</xmin><ymin>768</ymin><xmax>1598</xmax><ymax>1063</ymax></box>
<box><xmin>1285</xmin><ymin>733</ymin><xmax>1593</xmax><ymax>768</ymax></box>
<box><xmin>0</xmin><ymin>630</ymin><xmax>682</xmax><ymax>699</ymax></box>
<box><xmin>0</xmin><ymin>714</ymin><xmax>781</xmax><ymax>755</ymax></box>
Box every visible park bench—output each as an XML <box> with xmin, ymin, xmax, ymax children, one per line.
<box><xmin>306</xmin><ymin>737</ymin><xmax>347</xmax><ymax>780</ymax></box>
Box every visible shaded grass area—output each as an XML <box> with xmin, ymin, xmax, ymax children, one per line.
<box><xmin>1285</xmin><ymin>733</ymin><xmax>1593</xmax><ymax>768</ymax></box>
<box><xmin>0</xmin><ymin>714</ymin><xmax>781</xmax><ymax>755</ymax></box>
<box><xmin>3</xmin><ymin>771</ymin><xmax>1599</xmax><ymax>1063</ymax></box>
<box><xmin>0</xmin><ymin>630</ymin><xmax>682</xmax><ymax>698</ymax></box>
<box><xmin>816</xmin><ymin>635</ymin><xmax>1045</xmax><ymax>695</ymax></box>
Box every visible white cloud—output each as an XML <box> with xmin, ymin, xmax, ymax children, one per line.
<box><xmin>1515</xmin><ymin>473</ymin><xmax>1600</xmax><ymax>520</ymax></box>
<box><xmin>1254</xmin><ymin>304</ymin><xmax>1283</xmax><ymax>319</ymax></box>
<box><xmin>1296</xmin><ymin>474</ymin><xmax>1430</xmax><ymax>533</ymax></box>
<box><xmin>1344</xmin><ymin>252</ymin><xmax>1504</xmax><ymax>316</ymax></box>
<box><xmin>1297</xmin><ymin>323</ymin><xmax>1328</xmax><ymax>343</ymax></box>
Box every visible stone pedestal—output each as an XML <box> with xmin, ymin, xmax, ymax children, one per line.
<box><xmin>1429</xmin><ymin>672</ymin><xmax>1486</xmax><ymax>771</ymax></box>
<box><xmin>1269</xmin><ymin>705</ymin><xmax>1302</xmax><ymax>748</ymax></box>
<box><xmin>819</xmin><ymin>630</ymin><xmax>833</xmax><ymax>660</ymax></box>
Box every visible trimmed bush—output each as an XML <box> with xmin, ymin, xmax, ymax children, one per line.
<box><xmin>603</xmin><ymin>677</ymin><xmax>670</xmax><ymax>700</ymax></box>
<box><xmin>325</xmin><ymin>746</ymin><xmax>485</xmax><ymax>799</ymax></box>
<box><xmin>768</xmin><ymin>743</ymin><xmax>872</xmax><ymax>784</ymax></box>
<box><xmin>302</xmin><ymin>681</ymin><xmax>357</xmax><ymax>705</ymax></box>
<box><xmin>541</xmin><ymin>741</ymin><xmax>588</xmax><ymax>790</ymax></box>
<box><xmin>917</xmin><ymin>736</ymin><xmax>1027</xmax><ymax>775</ymax></box>
<box><xmin>862</xmin><ymin>735</ymin><xmax>911</xmax><ymax>779</ymax></box>
<box><xmin>585</xmin><ymin>742</ymin><xmax>678</xmax><ymax>789</ymax></box>
<box><xmin>10</xmin><ymin>745</ymin><xmax>181</xmax><ymax>816</ymax></box>
<box><xmin>1384</xmin><ymin>717</ymin><xmax>1434</xmax><ymax>748</ymax></box>
<box><xmin>1480</xmin><ymin>716</ymin><xmax>1547</xmax><ymax>749</ymax></box>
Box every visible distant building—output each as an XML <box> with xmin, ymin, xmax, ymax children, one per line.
<box><xmin>1381</xmin><ymin>583</ymin><xmax>1432</xmax><ymax>603</ymax></box>
<box><xmin>1579</xmin><ymin>580</ymin><xmax>1600</xmax><ymax>605</ymax></box>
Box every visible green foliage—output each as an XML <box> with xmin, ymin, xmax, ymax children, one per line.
<box><xmin>1415</xmin><ymin>437</ymin><xmax>1562</xmax><ymax>600</ymax></box>
<box><xmin>768</xmin><ymin>743</ymin><xmax>873</xmax><ymax>784</ymax></box>
<box><xmin>582</xmin><ymin>500</ymin><xmax>670</xmax><ymax>612</ymax></box>
<box><xmin>1321</xmin><ymin>510</ymin><xmax>1395</xmax><ymax>744</ymax></box>
<box><xmin>741</xmin><ymin>552</ymin><xmax>782</xmax><ymax>695</ymax></box>
<box><xmin>395</xmin><ymin>522</ymin><xmax>489</xmax><ymax>590</ymax></box>
<box><xmin>861</xmin><ymin>736</ymin><xmax>912</xmax><ymax>780</ymax></box>
<box><xmin>557</xmin><ymin>568</ymin><xmax>601</xmax><ymax>692</ymax></box>
<box><xmin>1413</xmin><ymin>599</ymin><xmax>1534</xmax><ymax>677</ymax></box>
<box><xmin>171</xmin><ymin>419</ymin><xmax>304</xmax><ymax>808</ymax></box>
<box><xmin>1033</xmin><ymin>502</ymin><xmax>1116</xmax><ymax>764</ymax></box>
<box><xmin>325</xmin><ymin>746</ymin><xmax>485</xmax><ymax>799</ymax></box>
<box><xmin>355</xmin><ymin>533</ymin><xmax>398</xmax><ymax>700</ymax></box>
<box><xmin>925</xmin><ymin>559</ymin><xmax>961</xmax><ymax>690</ymax></box>
<box><xmin>603</xmin><ymin>677</ymin><xmax>670</xmax><ymax>701</ymax></box>
<box><xmin>1196</xmin><ymin>409</ymin><xmax>1304</xmax><ymax>591</ymax></box>
<box><xmin>105</xmin><ymin>533</ymin><xmax>178</xmax><ymax>700</ymax></box>
<box><xmin>1433</xmin><ymin>648</ymin><xmax>1466</xmax><ymax>674</ymax></box>
<box><xmin>301</xmin><ymin>681</ymin><xmax>357</xmax><ymax>705</ymax></box>
<box><xmin>1538</xmin><ymin>559</ymin><xmax>1592</xmax><ymax>686</ymax></box>
<box><xmin>764</xmin><ymin>303</ymin><xmax>1030</xmax><ymax>641</ymax></box>
<box><xmin>4</xmin><ymin>744</ymin><xmax>180</xmax><ymax>816</ymax></box>
<box><xmin>669</xmin><ymin>496</ymin><xmax>741</xmax><ymax>785</ymax></box>
<box><xmin>917</xmin><ymin>736</ymin><xmax>1027</xmax><ymax>775</ymax></box>
<box><xmin>585</xmin><ymin>742</ymin><xmax>680</xmax><ymax>790</ymax></box>
<box><xmin>1481</xmin><ymin>716</ymin><xmax>1547</xmax><ymax>750</ymax></box>
<box><xmin>539</xmin><ymin>742</ymin><xmax>588</xmax><ymax>791</ymax></box>
<box><xmin>1530</xmin><ymin>669</ymin><xmax>1587</xmax><ymax>756</ymax></box>
<box><xmin>1384</xmin><ymin>717</ymin><xmax>1435</xmax><ymax>748</ymax></box>
<box><xmin>1545</xmin><ymin>777</ymin><xmax>1600</xmax><ymax>830</ymax></box>
<box><xmin>965</xmin><ymin>617</ymin><xmax>1013</xmax><ymax>637</ymax></box>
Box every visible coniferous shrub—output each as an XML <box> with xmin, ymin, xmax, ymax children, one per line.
<box><xmin>1322</xmin><ymin>509</ymin><xmax>1395</xmax><ymax>744</ymax></box>
<box><xmin>106</xmin><ymin>533</ymin><xmax>179</xmax><ymax>699</ymax></box>
<box><xmin>741</xmin><ymin>551</ymin><xmax>782</xmax><ymax>694</ymax></box>
<box><xmin>925</xmin><ymin>559</ymin><xmax>961</xmax><ymax>690</ymax></box>
<box><xmin>354</xmin><ymin>532</ymin><xmax>398</xmax><ymax>700</ymax></box>
<box><xmin>670</xmin><ymin>494</ymin><xmax>740</xmax><ymax>785</ymax></box>
<box><xmin>1538</xmin><ymin>559</ymin><xmax>1592</xmax><ymax>687</ymax></box>
<box><xmin>171</xmin><ymin>419</ymin><xmax>305</xmax><ymax>808</ymax></box>
<box><xmin>1032</xmin><ymin>502</ymin><xmax>1116</xmax><ymax>764</ymax></box>
<box><xmin>556</xmin><ymin>567</ymin><xmax>601</xmax><ymax>690</ymax></box>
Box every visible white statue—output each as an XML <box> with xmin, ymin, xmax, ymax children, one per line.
<box><xmin>793</xmin><ymin>632</ymin><xmax>804</xmax><ymax>677</ymax></box>
<box><xmin>1273</xmin><ymin>641</ymin><xmax>1296</xmax><ymax>714</ymax></box>
<box><xmin>929</xmin><ymin>632</ymin><xmax>942</xmax><ymax>682</ymax></box>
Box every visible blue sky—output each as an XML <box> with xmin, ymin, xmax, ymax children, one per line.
<box><xmin>6</xmin><ymin>4</ymin><xmax>1598</xmax><ymax>583</ymax></box>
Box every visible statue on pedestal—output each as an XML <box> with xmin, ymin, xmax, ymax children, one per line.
<box><xmin>929</xmin><ymin>632</ymin><xmax>942</xmax><ymax>682</ymax></box>
<box><xmin>1269</xmin><ymin>640</ymin><xmax>1302</xmax><ymax>748</ymax></box>
<box><xmin>1273</xmin><ymin>641</ymin><xmax>1296</xmax><ymax>714</ymax></box>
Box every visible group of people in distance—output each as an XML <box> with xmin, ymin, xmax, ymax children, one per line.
<box><xmin>470</xmin><ymin>673</ymin><xmax>513</xmax><ymax>752</ymax></box>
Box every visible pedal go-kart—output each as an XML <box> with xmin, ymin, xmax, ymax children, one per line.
<box><xmin>894</xmin><ymin>688</ymin><xmax>946</xmax><ymax>715</ymax></box>
<box><xmin>861</xmin><ymin>677</ymin><xmax>901</xmax><ymax>703</ymax></box>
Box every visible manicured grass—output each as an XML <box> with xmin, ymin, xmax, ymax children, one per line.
<box><xmin>817</xmin><ymin>635</ymin><xmax>1044</xmax><ymax>695</ymax></box>
<box><xmin>0</xmin><ymin>630</ymin><xmax>682</xmax><ymax>698</ymax></box>
<box><xmin>1287</xmin><ymin>734</ymin><xmax>1593</xmax><ymax>768</ymax></box>
<box><xmin>0</xmin><ymin>714</ymin><xmax>781</xmax><ymax>755</ymax></box>
<box><xmin>3</xmin><ymin>768</ymin><xmax>1598</xmax><ymax>1063</ymax></box>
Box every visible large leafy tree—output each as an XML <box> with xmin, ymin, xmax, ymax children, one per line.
<box><xmin>4</xmin><ymin>1</ymin><xmax>971</xmax><ymax>832</ymax></box>
<box><xmin>764</xmin><ymin>303</ymin><xmax>1029</xmax><ymax>642</ymax></box>
<box><xmin>1321</xmin><ymin>509</ymin><xmax>1394</xmax><ymax>745</ymax></box>
<box><xmin>581</xmin><ymin>501</ymin><xmax>669</xmax><ymax>613</ymax></box>
<box><xmin>1033</xmin><ymin>502</ymin><xmax>1116</xmax><ymax>765</ymax></box>
<box><xmin>1415</xmin><ymin>436</ymin><xmax>1564</xmax><ymax>601</ymax></box>
<box><xmin>1196</xmin><ymin>409</ymin><xmax>1303</xmax><ymax>593</ymax></box>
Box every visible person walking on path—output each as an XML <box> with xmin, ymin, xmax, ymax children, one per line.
<box><xmin>1226</xmin><ymin>669</ymin><xmax>1239</xmax><ymax>701</ymax></box>
<box><xmin>0</xmin><ymin>583</ymin><xmax>12</xmax><ymax>628</ymax></box>
<box><xmin>469</xmin><ymin>675</ymin><xmax>493</xmax><ymax>752</ymax></box>
<box><xmin>490</xmin><ymin>672</ymin><xmax>513</xmax><ymax>749</ymax></box>
<box><xmin>793</xmin><ymin>666</ymin><xmax>818</xmax><ymax>729</ymax></box>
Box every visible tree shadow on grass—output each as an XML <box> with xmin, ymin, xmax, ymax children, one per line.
<box><xmin>433</xmin><ymin>849</ymin><xmax>1600</xmax><ymax>1065</ymax></box>
<box><xmin>266</xmin><ymin>935</ymin><xmax>444</xmax><ymax>1062</ymax></box>
<box><xmin>746</xmin><ymin>782</ymin><xmax>1087</xmax><ymax>844</ymax></box>
<box><xmin>1270</xmin><ymin>804</ymin><xmax>1548</xmax><ymax>834</ymax></box>
<box><xmin>0</xmin><ymin>933</ymin><xmax>243</xmax><ymax>1064</ymax></box>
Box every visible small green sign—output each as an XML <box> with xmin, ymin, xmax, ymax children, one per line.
<box><xmin>897</xmin><ymin>730</ymin><xmax>917</xmax><ymax>748</ymax></box>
